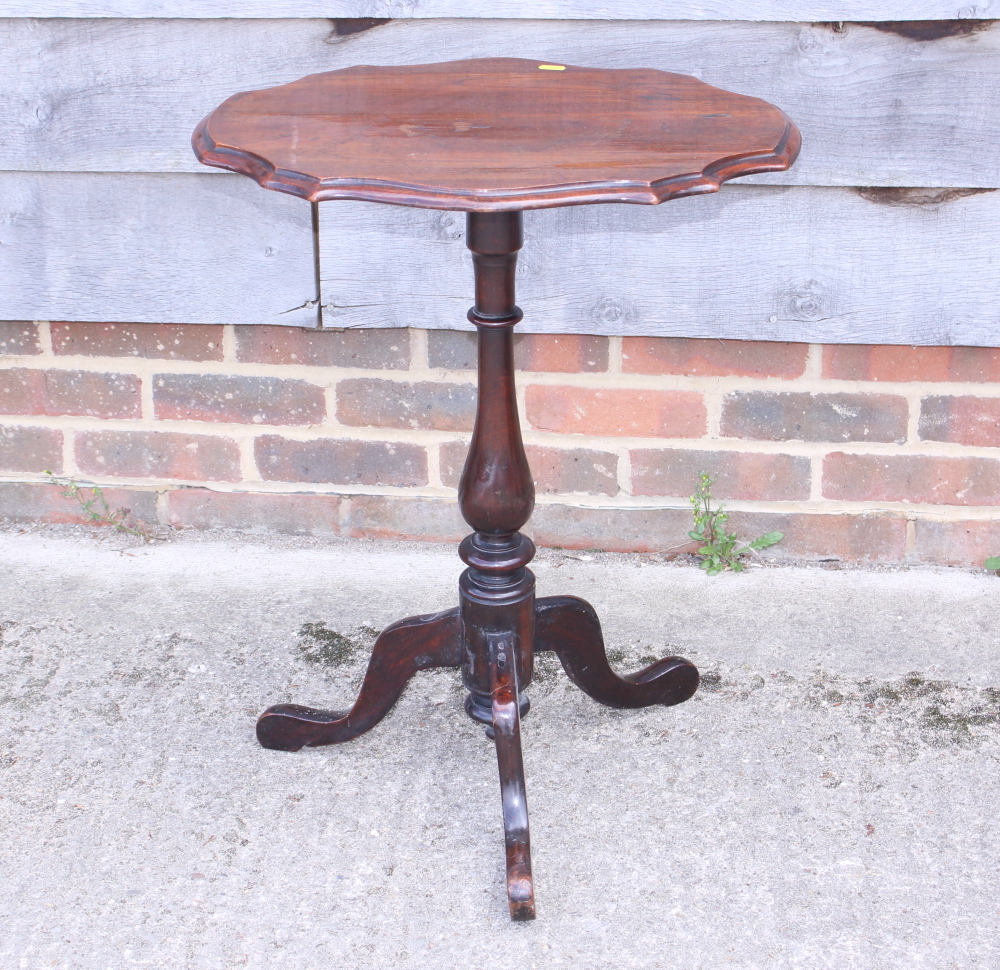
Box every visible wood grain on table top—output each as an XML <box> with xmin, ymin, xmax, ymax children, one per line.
<box><xmin>193</xmin><ymin>58</ymin><xmax>799</xmax><ymax>210</ymax></box>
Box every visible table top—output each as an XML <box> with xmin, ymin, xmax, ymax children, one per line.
<box><xmin>193</xmin><ymin>57</ymin><xmax>799</xmax><ymax>211</ymax></box>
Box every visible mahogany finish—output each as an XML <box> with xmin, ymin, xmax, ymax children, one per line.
<box><xmin>535</xmin><ymin>597</ymin><xmax>699</xmax><ymax>708</ymax></box>
<box><xmin>193</xmin><ymin>57</ymin><xmax>799</xmax><ymax>211</ymax></box>
<box><xmin>194</xmin><ymin>58</ymin><xmax>800</xmax><ymax>921</ymax></box>
<box><xmin>488</xmin><ymin>629</ymin><xmax>535</xmax><ymax>921</ymax></box>
<box><xmin>256</xmin><ymin>608</ymin><xmax>462</xmax><ymax>751</ymax></box>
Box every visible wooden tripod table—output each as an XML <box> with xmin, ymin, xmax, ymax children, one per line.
<box><xmin>194</xmin><ymin>58</ymin><xmax>799</xmax><ymax>920</ymax></box>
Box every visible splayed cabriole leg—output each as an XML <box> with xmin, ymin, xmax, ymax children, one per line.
<box><xmin>534</xmin><ymin>596</ymin><xmax>700</xmax><ymax>708</ymax></box>
<box><xmin>256</xmin><ymin>608</ymin><xmax>462</xmax><ymax>751</ymax></box>
<box><xmin>489</xmin><ymin>631</ymin><xmax>536</xmax><ymax>921</ymax></box>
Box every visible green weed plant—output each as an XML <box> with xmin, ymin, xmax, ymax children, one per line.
<box><xmin>689</xmin><ymin>471</ymin><xmax>782</xmax><ymax>575</ymax></box>
<box><xmin>44</xmin><ymin>471</ymin><xmax>154</xmax><ymax>540</ymax></box>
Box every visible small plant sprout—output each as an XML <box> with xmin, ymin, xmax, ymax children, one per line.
<box><xmin>43</xmin><ymin>470</ymin><xmax>157</xmax><ymax>541</ymax></box>
<box><xmin>986</xmin><ymin>556</ymin><xmax>1000</xmax><ymax>572</ymax></box>
<box><xmin>689</xmin><ymin>471</ymin><xmax>782</xmax><ymax>575</ymax></box>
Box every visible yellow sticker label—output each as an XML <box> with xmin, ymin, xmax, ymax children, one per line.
<box><xmin>538</xmin><ymin>64</ymin><xmax>566</xmax><ymax>71</ymax></box>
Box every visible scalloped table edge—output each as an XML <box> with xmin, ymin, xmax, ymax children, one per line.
<box><xmin>191</xmin><ymin>116</ymin><xmax>800</xmax><ymax>211</ymax></box>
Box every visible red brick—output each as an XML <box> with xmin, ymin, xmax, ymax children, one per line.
<box><xmin>427</xmin><ymin>330</ymin><xmax>609</xmax><ymax>372</ymax></box>
<box><xmin>822</xmin><ymin>344</ymin><xmax>1000</xmax><ymax>383</ymax></box>
<box><xmin>823</xmin><ymin>453</ymin><xmax>1000</xmax><ymax>506</ymax></box>
<box><xmin>0</xmin><ymin>425</ymin><xmax>63</xmax><ymax>473</ymax></box>
<box><xmin>630</xmin><ymin>449</ymin><xmax>810</xmax><ymax>501</ymax></box>
<box><xmin>525</xmin><ymin>445</ymin><xmax>618</xmax><ymax>496</ymax></box>
<box><xmin>515</xmin><ymin>334</ymin><xmax>609</xmax><ymax>372</ymax></box>
<box><xmin>0</xmin><ymin>481</ymin><xmax>158</xmax><ymax>526</ymax></box>
<box><xmin>622</xmin><ymin>337</ymin><xmax>808</xmax><ymax>378</ymax></box>
<box><xmin>344</xmin><ymin>494</ymin><xmax>466</xmax><ymax>542</ymax></box>
<box><xmin>919</xmin><ymin>396</ymin><xmax>1000</xmax><ymax>447</ymax></box>
<box><xmin>721</xmin><ymin>391</ymin><xmax>907</xmax><ymax>443</ymax></box>
<box><xmin>531</xmin><ymin>506</ymin><xmax>904</xmax><ymax>559</ymax></box>
<box><xmin>526</xmin><ymin>386</ymin><xmax>706</xmax><ymax>438</ymax></box>
<box><xmin>0</xmin><ymin>368</ymin><xmax>141</xmax><ymax>419</ymax></box>
<box><xmin>254</xmin><ymin>435</ymin><xmax>427</xmax><ymax>487</ymax></box>
<box><xmin>426</xmin><ymin>331</ymin><xmax>478</xmax><ymax>369</ymax></box>
<box><xmin>724</xmin><ymin>511</ymin><xmax>906</xmax><ymax>561</ymax></box>
<box><xmin>336</xmin><ymin>378</ymin><xmax>475</xmax><ymax>431</ymax></box>
<box><xmin>440</xmin><ymin>439</ymin><xmax>619</xmax><ymax>495</ymax></box>
<box><xmin>51</xmin><ymin>323</ymin><xmax>223</xmax><ymax>361</ymax></box>
<box><xmin>153</xmin><ymin>374</ymin><xmax>325</xmax><ymax>425</ymax></box>
<box><xmin>76</xmin><ymin>431</ymin><xmax>241</xmax><ymax>482</ymax></box>
<box><xmin>0</xmin><ymin>322</ymin><xmax>41</xmax><ymax>356</ymax></box>
<box><xmin>912</xmin><ymin>519</ymin><xmax>1000</xmax><ymax>567</ymax></box>
<box><xmin>0</xmin><ymin>370</ymin><xmax>36</xmax><ymax>414</ymax></box>
<box><xmin>529</xmin><ymin>505</ymin><xmax>695</xmax><ymax>553</ymax></box>
<box><xmin>235</xmin><ymin>326</ymin><xmax>410</xmax><ymax>369</ymax></box>
<box><xmin>167</xmin><ymin>488</ymin><xmax>341</xmax><ymax>534</ymax></box>
<box><xmin>439</xmin><ymin>439</ymin><xmax>469</xmax><ymax>487</ymax></box>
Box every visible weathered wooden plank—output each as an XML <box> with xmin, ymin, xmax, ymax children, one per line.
<box><xmin>4</xmin><ymin>17</ymin><xmax>1000</xmax><ymax>187</ymax></box>
<box><xmin>0</xmin><ymin>2</ymin><xmax>993</xmax><ymax>21</ymax></box>
<box><xmin>317</xmin><ymin>186</ymin><xmax>1000</xmax><ymax>347</ymax></box>
<box><xmin>0</xmin><ymin>172</ymin><xmax>317</xmax><ymax>326</ymax></box>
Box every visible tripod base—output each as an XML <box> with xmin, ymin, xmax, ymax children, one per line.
<box><xmin>256</xmin><ymin>594</ymin><xmax>698</xmax><ymax>920</ymax></box>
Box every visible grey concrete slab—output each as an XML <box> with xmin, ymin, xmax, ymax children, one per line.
<box><xmin>0</xmin><ymin>528</ymin><xmax>997</xmax><ymax>969</ymax></box>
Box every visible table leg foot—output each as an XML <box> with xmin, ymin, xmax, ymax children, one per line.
<box><xmin>256</xmin><ymin>607</ymin><xmax>462</xmax><ymax>751</ymax></box>
<box><xmin>489</xmin><ymin>632</ymin><xmax>536</xmax><ymax>921</ymax></box>
<box><xmin>534</xmin><ymin>595</ymin><xmax>699</xmax><ymax>708</ymax></box>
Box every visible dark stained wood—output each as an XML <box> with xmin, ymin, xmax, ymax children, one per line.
<box><xmin>459</xmin><ymin>212</ymin><xmax>532</xmax><ymax>534</ymax></box>
<box><xmin>198</xmin><ymin>56</ymin><xmax>774</xmax><ymax>919</ymax></box>
<box><xmin>256</xmin><ymin>608</ymin><xmax>461</xmax><ymax>751</ymax></box>
<box><xmin>192</xmin><ymin>57</ymin><xmax>799</xmax><ymax>211</ymax></box>
<box><xmin>458</xmin><ymin>212</ymin><xmax>537</xmax><ymax>736</ymax></box>
<box><xmin>488</xmin><ymin>631</ymin><xmax>535</xmax><ymax>921</ymax></box>
<box><xmin>535</xmin><ymin>596</ymin><xmax>700</xmax><ymax>708</ymax></box>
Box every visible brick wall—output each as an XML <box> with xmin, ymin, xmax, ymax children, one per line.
<box><xmin>1</xmin><ymin>320</ymin><xmax>999</xmax><ymax>565</ymax></box>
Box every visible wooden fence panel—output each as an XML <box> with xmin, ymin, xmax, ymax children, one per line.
<box><xmin>4</xmin><ymin>14</ymin><xmax>998</xmax><ymax>342</ymax></box>
<box><xmin>0</xmin><ymin>2</ymin><xmax>993</xmax><ymax>22</ymax></box>
<box><xmin>0</xmin><ymin>172</ymin><xmax>317</xmax><ymax>326</ymax></box>
<box><xmin>318</xmin><ymin>185</ymin><xmax>1000</xmax><ymax>346</ymax></box>
<box><xmin>3</xmin><ymin>18</ymin><xmax>999</xmax><ymax>187</ymax></box>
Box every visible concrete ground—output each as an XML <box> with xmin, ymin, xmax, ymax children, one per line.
<box><xmin>1</xmin><ymin>526</ymin><xmax>998</xmax><ymax>970</ymax></box>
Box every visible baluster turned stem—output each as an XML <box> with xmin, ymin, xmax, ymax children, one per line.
<box><xmin>459</xmin><ymin>211</ymin><xmax>534</xmax><ymax>536</ymax></box>
<box><xmin>458</xmin><ymin>210</ymin><xmax>536</xmax><ymax>727</ymax></box>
